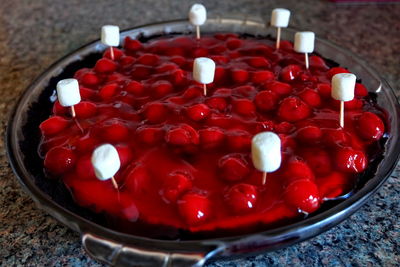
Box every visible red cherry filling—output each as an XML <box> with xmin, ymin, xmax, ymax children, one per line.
<box><xmin>356</xmin><ymin>112</ymin><xmax>385</xmax><ymax>141</ymax></box>
<box><xmin>178</xmin><ymin>192</ymin><xmax>211</xmax><ymax>226</ymax></box>
<box><xmin>278</xmin><ymin>97</ymin><xmax>311</xmax><ymax>122</ymax></box>
<box><xmin>162</xmin><ymin>172</ymin><xmax>192</xmax><ymax>203</ymax></box>
<box><xmin>187</xmin><ymin>104</ymin><xmax>211</xmax><ymax>121</ymax></box>
<box><xmin>40</xmin><ymin>116</ymin><xmax>70</xmax><ymax>136</ymax></box>
<box><xmin>335</xmin><ymin>147</ymin><xmax>367</xmax><ymax>173</ymax></box>
<box><xmin>225</xmin><ymin>183</ymin><xmax>258</xmax><ymax>214</ymax></box>
<box><xmin>218</xmin><ymin>154</ymin><xmax>250</xmax><ymax>182</ymax></box>
<box><xmin>284</xmin><ymin>179</ymin><xmax>320</xmax><ymax>213</ymax></box>
<box><xmin>44</xmin><ymin>147</ymin><xmax>76</xmax><ymax>175</ymax></box>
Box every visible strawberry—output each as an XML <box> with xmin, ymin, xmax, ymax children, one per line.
<box><xmin>186</xmin><ymin>103</ymin><xmax>211</xmax><ymax>121</ymax></box>
<box><xmin>254</xmin><ymin>90</ymin><xmax>279</xmax><ymax>111</ymax></box>
<box><xmin>143</xmin><ymin>102</ymin><xmax>168</xmax><ymax>124</ymax></box>
<box><xmin>218</xmin><ymin>154</ymin><xmax>250</xmax><ymax>182</ymax></box>
<box><xmin>162</xmin><ymin>172</ymin><xmax>192</xmax><ymax>203</ymax></box>
<box><xmin>278</xmin><ymin>97</ymin><xmax>311</xmax><ymax>122</ymax></box>
<box><xmin>284</xmin><ymin>179</ymin><xmax>320</xmax><ymax>213</ymax></box>
<box><xmin>356</xmin><ymin>112</ymin><xmax>385</xmax><ymax>141</ymax></box>
<box><xmin>44</xmin><ymin>147</ymin><xmax>76</xmax><ymax>175</ymax></box>
<box><xmin>94</xmin><ymin>58</ymin><xmax>117</xmax><ymax>73</ymax></box>
<box><xmin>199</xmin><ymin>127</ymin><xmax>225</xmax><ymax>149</ymax></box>
<box><xmin>39</xmin><ymin>116</ymin><xmax>70</xmax><ymax>136</ymax></box>
<box><xmin>178</xmin><ymin>192</ymin><xmax>211</xmax><ymax>226</ymax></box>
<box><xmin>335</xmin><ymin>147</ymin><xmax>367</xmax><ymax>173</ymax></box>
<box><xmin>225</xmin><ymin>183</ymin><xmax>258</xmax><ymax>214</ymax></box>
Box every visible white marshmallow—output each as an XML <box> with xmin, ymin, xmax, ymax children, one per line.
<box><xmin>189</xmin><ymin>3</ymin><xmax>207</xmax><ymax>26</ymax></box>
<box><xmin>101</xmin><ymin>25</ymin><xmax>120</xmax><ymax>47</ymax></box>
<box><xmin>331</xmin><ymin>73</ymin><xmax>356</xmax><ymax>102</ymax></box>
<box><xmin>91</xmin><ymin>144</ymin><xmax>121</xmax><ymax>181</ymax></box>
<box><xmin>56</xmin><ymin>79</ymin><xmax>81</xmax><ymax>107</ymax></box>
<box><xmin>251</xmin><ymin>132</ymin><xmax>281</xmax><ymax>173</ymax></box>
<box><xmin>193</xmin><ymin>57</ymin><xmax>215</xmax><ymax>84</ymax></box>
<box><xmin>271</xmin><ymin>8</ymin><xmax>290</xmax><ymax>28</ymax></box>
<box><xmin>294</xmin><ymin>31</ymin><xmax>315</xmax><ymax>53</ymax></box>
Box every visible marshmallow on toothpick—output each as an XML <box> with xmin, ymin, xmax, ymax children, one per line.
<box><xmin>189</xmin><ymin>3</ymin><xmax>207</xmax><ymax>39</ymax></box>
<box><xmin>251</xmin><ymin>132</ymin><xmax>281</xmax><ymax>185</ymax></box>
<box><xmin>270</xmin><ymin>8</ymin><xmax>290</xmax><ymax>49</ymax></box>
<box><xmin>294</xmin><ymin>31</ymin><xmax>315</xmax><ymax>69</ymax></box>
<box><xmin>193</xmin><ymin>57</ymin><xmax>215</xmax><ymax>96</ymax></box>
<box><xmin>91</xmin><ymin>144</ymin><xmax>121</xmax><ymax>189</ymax></box>
<box><xmin>56</xmin><ymin>78</ymin><xmax>81</xmax><ymax>117</ymax></box>
<box><xmin>101</xmin><ymin>25</ymin><xmax>120</xmax><ymax>60</ymax></box>
<box><xmin>331</xmin><ymin>73</ymin><xmax>356</xmax><ymax>128</ymax></box>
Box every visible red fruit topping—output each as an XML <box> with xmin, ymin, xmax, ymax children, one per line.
<box><xmin>284</xmin><ymin>179</ymin><xmax>320</xmax><ymax>213</ymax></box>
<box><xmin>280</xmin><ymin>40</ymin><xmax>293</xmax><ymax>50</ymax></box>
<box><xmin>144</xmin><ymin>102</ymin><xmax>168</xmax><ymax>124</ymax></box>
<box><xmin>137</xmin><ymin>53</ymin><xmax>160</xmax><ymax>66</ymax></box>
<box><xmin>316</xmin><ymin>83</ymin><xmax>331</xmax><ymax>99</ymax></box>
<box><xmin>155</xmin><ymin>62</ymin><xmax>178</xmax><ymax>74</ymax></box>
<box><xmin>162</xmin><ymin>172</ymin><xmax>192</xmax><ymax>203</ymax></box>
<box><xmin>301</xmin><ymin>148</ymin><xmax>332</xmax><ymax>177</ymax></box>
<box><xmin>131</xmin><ymin>65</ymin><xmax>152</xmax><ymax>80</ymax></box>
<box><xmin>165</xmin><ymin>124</ymin><xmax>199</xmax><ymax>146</ymax></box>
<box><xmin>251</xmin><ymin>70</ymin><xmax>274</xmax><ymax>84</ymax></box>
<box><xmin>298</xmin><ymin>88</ymin><xmax>321</xmax><ymax>107</ymax></box>
<box><xmin>218</xmin><ymin>154</ymin><xmax>250</xmax><ymax>182</ymax></box>
<box><xmin>226</xmin><ymin>38</ymin><xmax>242</xmax><ymax>49</ymax></box>
<box><xmin>119</xmin><ymin>56</ymin><xmax>136</xmax><ymax>68</ymax></box>
<box><xmin>214</xmin><ymin>66</ymin><xmax>227</xmax><ymax>83</ymax></box>
<box><xmin>124</xmin><ymin>37</ymin><xmax>142</xmax><ymax>51</ymax></box>
<box><xmin>99</xmin><ymin>83</ymin><xmax>119</xmax><ymax>100</ymax></box>
<box><xmin>40</xmin><ymin>116</ymin><xmax>69</xmax><ymax>136</ymax></box>
<box><xmin>284</xmin><ymin>160</ymin><xmax>315</xmax><ymax>183</ymax></box>
<box><xmin>125</xmin><ymin>164</ymin><xmax>151</xmax><ymax>196</ymax></box>
<box><xmin>246</xmin><ymin>57</ymin><xmax>270</xmax><ymax>68</ymax></box>
<box><xmin>265</xmin><ymin>81</ymin><xmax>292</xmax><ymax>95</ymax></box>
<box><xmin>178</xmin><ymin>192</ymin><xmax>211</xmax><ymax>226</ymax></box>
<box><xmin>136</xmin><ymin>126</ymin><xmax>164</xmax><ymax>145</ymax></box>
<box><xmin>199</xmin><ymin>127</ymin><xmax>225</xmax><ymax>149</ymax></box>
<box><xmin>309</xmin><ymin>55</ymin><xmax>328</xmax><ymax>69</ymax></box>
<box><xmin>210</xmin><ymin>55</ymin><xmax>229</xmax><ymax>64</ymax></box>
<box><xmin>74</xmin><ymin>101</ymin><xmax>97</xmax><ymax>119</ymax></box>
<box><xmin>335</xmin><ymin>147</ymin><xmax>367</xmax><ymax>173</ymax></box>
<box><xmin>81</xmin><ymin>72</ymin><xmax>100</xmax><ymax>87</ymax></box>
<box><xmin>206</xmin><ymin>97</ymin><xmax>228</xmax><ymax>112</ymax></box>
<box><xmin>296</xmin><ymin>125</ymin><xmax>322</xmax><ymax>144</ymax></box>
<box><xmin>94</xmin><ymin>58</ymin><xmax>117</xmax><ymax>73</ymax></box>
<box><xmin>151</xmin><ymin>80</ymin><xmax>173</xmax><ymax>98</ymax></box>
<box><xmin>322</xmin><ymin>128</ymin><xmax>351</xmax><ymax>147</ymax></box>
<box><xmin>183</xmin><ymin>86</ymin><xmax>202</xmax><ymax>100</ymax></box>
<box><xmin>104</xmin><ymin>47</ymin><xmax>123</xmax><ymax>60</ymax></box>
<box><xmin>125</xmin><ymin>80</ymin><xmax>144</xmax><ymax>96</ymax></box>
<box><xmin>186</xmin><ymin>104</ymin><xmax>211</xmax><ymax>121</ymax></box>
<box><xmin>44</xmin><ymin>147</ymin><xmax>76</xmax><ymax>175</ymax></box>
<box><xmin>280</xmin><ymin>64</ymin><xmax>302</xmax><ymax>82</ymax></box>
<box><xmin>355</xmin><ymin>83</ymin><xmax>368</xmax><ymax>97</ymax></box>
<box><xmin>327</xmin><ymin>67</ymin><xmax>350</xmax><ymax>79</ymax></box>
<box><xmin>115</xmin><ymin>145</ymin><xmax>133</xmax><ymax>167</ymax></box>
<box><xmin>357</xmin><ymin>112</ymin><xmax>385</xmax><ymax>141</ymax></box>
<box><xmin>232</xmin><ymin>98</ymin><xmax>256</xmax><ymax>117</ymax></box>
<box><xmin>170</xmin><ymin>55</ymin><xmax>186</xmax><ymax>66</ymax></box>
<box><xmin>254</xmin><ymin>90</ymin><xmax>279</xmax><ymax>111</ymax></box>
<box><xmin>231</xmin><ymin>69</ymin><xmax>249</xmax><ymax>83</ymax></box>
<box><xmin>76</xmin><ymin>136</ymin><xmax>98</xmax><ymax>153</ymax></box>
<box><xmin>79</xmin><ymin>87</ymin><xmax>96</xmax><ymax>99</ymax></box>
<box><xmin>99</xmin><ymin>121</ymin><xmax>129</xmax><ymax>142</ymax></box>
<box><xmin>278</xmin><ymin>97</ymin><xmax>311</xmax><ymax>122</ymax></box>
<box><xmin>225</xmin><ymin>183</ymin><xmax>258</xmax><ymax>214</ymax></box>
<box><xmin>75</xmin><ymin>154</ymin><xmax>96</xmax><ymax>180</ymax></box>
<box><xmin>193</xmin><ymin>47</ymin><xmax>209</xmax><ymax>57</ymax></box>
<box><xmin>275</xmin><ymin>121</ymin><xmax>295</xmax><ymax>134</ymax></box>
<box><xmin>227</xmin><ymin>130</ymin><xmax>252</xmax><ymax>152</ymax></box>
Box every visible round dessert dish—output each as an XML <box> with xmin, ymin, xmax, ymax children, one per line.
<box><xmin>6</xmin><ymin>17</ymin><xmax>400</xmax><ymax>266</ymax></box>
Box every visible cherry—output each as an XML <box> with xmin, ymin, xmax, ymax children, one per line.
<box><xmin>278</xmin><ymin>97</ymin><xmax>311</xmax><ymax>122</ymax></box>
<box><xmin>170</xmin><ymin>55</ymin><xmax>186</xmax><ymax>66</ymax></box>
<box><xmin>301</xmin><ymin>148</ymin><xmax>332</xmax><ymax>177</ymax></box>
<box><xmin>231</xmin><ymin>69</ymin><xmax>249</xmax><ymax>83</ymax></box>
<box><xmin>264</xmin><ymin>81</ymin><xmax>292</xmax><ymax>95</ymax></box>
<box><xmin>143</xmin><ymin>102</ymin><xmax>168</xmax><ymax>124</ymax></box>
<box><xmin>251</xmin><ymin>70</ymin><xmax>274</xmax><ymax>84</ymax></box>
<box><xmin>183</xmin><ymin>86</ymin><xmax>202</xmax><ymax>100</ymax></box>
<box><xmin>99</xmin><ymin>121</ymin><xmax>129</xmax><ymax>142</ymax></box>
<box><xmin>232</xmin><ymin>98</ymin><xmax>256</xmax><ymax>117</ymax></box>
<box><xmin>327</xmin><ymin>67</ymin><xmax>350</xmax><ymax>79</ymax></box>
<box><xmin>76</xmin><ymin>136</ymin><xmax>98</xmax><ymax>153</ymax></box>
<box><xmin>151</xmin><ymin>80</ymin><xmax>173</xmax><ymax>98</ymax></box>
<box><xmin>214</xmin><ymin>66</ymin><xmax>227</xmax><ymax>83</ymax></box>
<box><xmin>162</xmin><ymin>172</ymin><xmax>192</xmax><ymax>203</ymax></box>
<box><xmin>137</xmin><ymin>53</ymin><xmax>160</xmax><ymax>66</ymax></box>
<box><xmin>309</xmin><ymin>55</ymin><xmax>328</xmax><ymax>69</ymax></box>
<box><xmin>125</xmin><ymin>80</ymin><xmax>144</xmax><ymax>96</ymax></box>
<box><xmin>44</xmin><ymin>147</ymin><xmax>76</xmax><ymax>175</ymax></box>
<box><xmin>284</xmin><ymin>160</ymin><xmax>315</xmax><ymax>184</ymax></box>
<box><xmin>284</xmin><ymin>179</ymin><xmax>320</xmax><ymax>213</ymax></box>
<box><xmin>296</xmin><ymin>125</ymin><xmax>322</xmax><ymax>144</ymax></box>
<box><xmin>280</xmin><ymin>64</ymin><xmax>302</xmax><ymax>82</ymax></box>
<box><xmin>99</xmin><ymin>83</ymin><xmax>119</xmax><ymax>100</ymax></box>
<box><xmin>225</xmin><ymin>183</ymin><xmax>258</xmax><ymax>214</ymax></box>
<box><xmin>103</xmin><ymin>47</ymin><xmax>123</xmax><ymax>60</ymax></box>
<box><xmin>210</xmin><ymin>55</ymin><xmax>229</xmax><ymax>64</ymax></box>
<box><xmin>226</xmin><ymin>38</ymin><xmax>242</xmax><ymax>49</ymax></box>
<box><xmin>335</xmin><ymin>147</ymin><xmax>367</xmax><ymax>173</ymax></box>
<box><xmin>355</xmin><ymin>83</ymin><xmax>368</xmax><ymax>97</ymax></box>
<box><xmin>316</xmin><ymin>83</ymin><xmax>332</xmax><ymax>99</ymax></box>
<box><xmin>94</xmin><ymin>58</ymin><xmax>117</xmax><ymax>73</ymax></box>
<box><xmin>178</xmin><ymin>192</ymin><xmax>211</xmax><ymax>226</ymax></box>
<box><xmin>246</xmin><ymin>57</ymin><xmax>270</xmax><ymax>68</ymax></box>
<box><xmin>357</xmin><ymin>112</ymin><xmax>385</xmax><ymax>141</ymax></box>
<box><xmin>218</xmin><ymin>154</ymin><xmax>250</xmax><ymax>182</ymax></box>
<box><xmin>131</xmin><ymin>65</ymin><xmax>152</xmax><ymax>80</ymax></box>
<box><xmin>125</xmin><ymin>164</ymin><xmax>151</xmax><ymax>196</ymax></box>
<box><xmin>136</xmin><ymin>126</ymin><xmax>164</xmax><ymax>145</ymax></box>
<box><xmin>186</xmin><ymin>104</ymin><xmax>211</xmax><ymax>121</ymax></box>
<box><xmin>322</xmin><ymin>128</ymin><xmax>351</xmax><ymax>147</ymax></box>
<box><xmin>193</xmin><ymin>47</ymin><xmax>209</xmax><ymax>57</ymax></box>
<box><xmin>124</xmin><ymin>36</ymin><xmax>142</xmax><ymax>51</ymax></box>
<box><xmin>75</xmin><ymin>154</ymin><xmax>96</xmax><ymax>180</ymax></box>
<box><xmin>298</xmin><ymin>88</ymin><xmax>321</xmax><ymax>107</ymax></box>
<box><xmin>79</xmin><ymin>87</ymin><xmax>96</xmax><ymax>99</ymax></box>
<box><xmin>165</xmin><ymin>124</ymin><xmax>199</xmax><ymax>146</ymax></box>
<box><xmin>80</xmin><ymin>72</ymin><xmax>100</xmax><ymax>87</ymax></box>
<box><xmin>39</xmin><ymin>116</ymin><xmax>70</xmax><ymax>136</ymax></box>
<box><xmin>155</xmin><ymin>62</ymin><xmax>178</xmax><ymax>74</ymax></box>
<box><xmin>254</xmin><ymin>90</ymin><xmax>279</xmax><ymax>111</ymax></box>
<box><xmin>206</xmin><ymin>97</ymin><xmax>227</xmax><ymax>112</ymax></box>
<box><xmin>226</xmin><ymin>130</ymin><xmax>252</xmax><ymax>152</ymax></box>
<box><xmin>115</xmin><ymin>145</ymin><xmax>133</xmax><ymax>167</ymax></box>
<box><xmin>199</xmin><ymin>127</ymin><xmax>225</xmax><ymax>149</ymax></box>
<box><xmin>275</xmin><ymin>121</ymin><xmax>295</xmax><ymax>134</ymax></box>
<box><xmin>74</xmin><ymin>101</ymin><xmax>97</xmax><ymax>119</ymax></box>
<box><xmin>119</xmin><ymin>56</ymin><xmax>135</xmax><ymax>68</ymax></box>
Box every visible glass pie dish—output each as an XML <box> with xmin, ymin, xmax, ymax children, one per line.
<box><xmin>6</xmin><ymin>16</ymin><xmax>400</xmax><ymax>266</ymax></box>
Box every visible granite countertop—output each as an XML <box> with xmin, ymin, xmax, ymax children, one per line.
<box><xmin>1</xmin><ymin>0</ymin><xmax>399</xmax><ymax>266</ymax></box>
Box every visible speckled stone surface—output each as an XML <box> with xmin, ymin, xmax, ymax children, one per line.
<box><xmin>1</xmin><ymin>0</ymin><xmax>399</xmax><ymax>266</ymax></box>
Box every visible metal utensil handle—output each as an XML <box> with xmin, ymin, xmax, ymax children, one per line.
<box><xmin>82</xmin><ymin>233</ymin><xmax>208</xmax><ymax>267</ymax></box>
